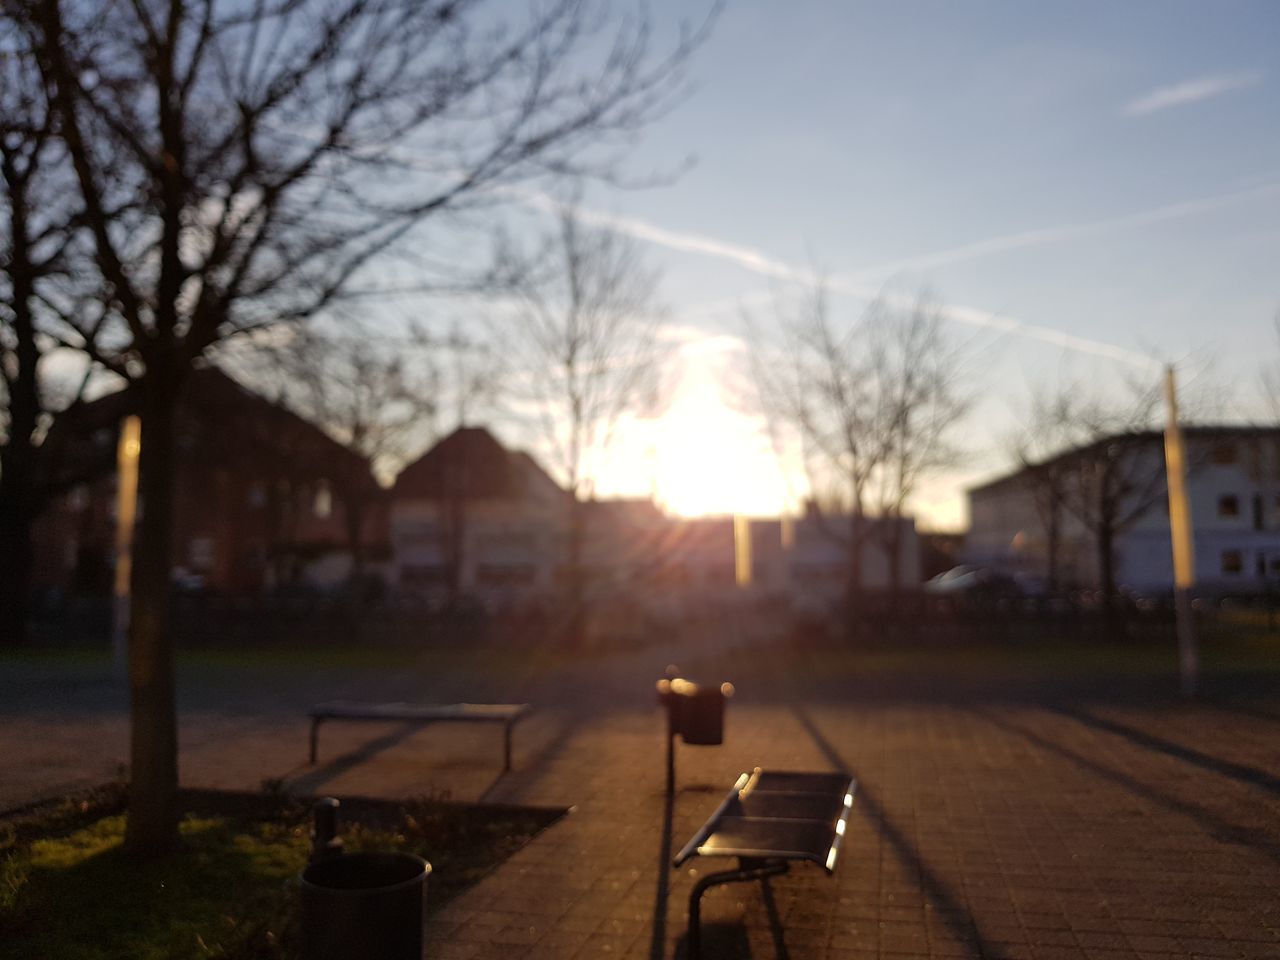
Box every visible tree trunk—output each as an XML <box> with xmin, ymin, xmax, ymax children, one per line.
<box><xmin>1045</xmin><ymin>506</ymin><xmax>1060</xmax><ymax>593</ymax></box>
<box><xmin>566</xmin><ymin>496</ymin><xmax>587</xmax><ymax>646</ymax></box>
<box><xmin>0</xmin><ymin>484</ymin><xmax>36</xmax><ymax>646</ymax></box>
<box><xmin>884</xmin><ymin>519</ymin><xmax>902</xmax><ymax>597</ymax></box>
<box><xmin>0</xmin><ymin>151</ymin><xmax>42</xmax><ymax>647</ymax></box>
<box><xmin>1097</xmin><ymin>522</ymin><xmax>1115</xmax><ymax>611</ymax></box>
<box><xmin>844</xmin><ymin>510</ymin><xmax>864</xmax><ymax>633</ymax></box>
<box><xmin>124</xmin><ymin>382</ymin><xmax>180</xmax><ymax>857</ymax></box>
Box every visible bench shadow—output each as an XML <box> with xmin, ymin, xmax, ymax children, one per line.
<box><xmin>1051</xmin><ymin>704</ymin><xmax>1280</xmax><ymax>796</ymax></box>
<box><xmin>286</xmin><ymin>721</ymin><xmax>425</xmax><ymax>795</ymax></box>
<box><xmin>971</xmin><ymin>707</ymin><xmax>1280</xmax><ymax>866</ymax></box>
<box><xmin>790</xmin><ymin>704</ymin><xmax>991</xmax><ymax>960</ymax></box>
<box><xmin>476</xmin><ymin>712</ymin><xmax>577</xmax><ymax>803</ymax></box>
<box><xmin>672</xmin><ymin>923</ymin><xmax>753</xmax><ymax>959</ymax></box>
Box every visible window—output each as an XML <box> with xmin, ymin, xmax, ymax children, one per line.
<box><xmin>189</xmin><ymin>537</ymin><xmax>215</xmax><ymax>571</ymax></box>
<box><xmin>477</xmin><ymin>564</ymin><xmax>536</xmax><ymax>586</ymax></box>
<box><xmin>1212</xmin><ymin>442</ymin><xmax>1236</xmax><ymax>465</ymax></box>
<box><xmin>1218</xmin><ymin>495</ymin><xmax>1239</xmax><ymax>519</ymax></box>
<box><xmin>1254</xmin><ymin>494</ymin><xmax>1265</xmax><ymax>531</ymax></box>
<box><xmin>1221</xmin><ymin>550</ymin><xmax>1243</xmax><ymax>575</ymax></box>
<box><xmin>313</xmin><ymin>480</ymin><xmax>332</xmax><ymax>519</ymax></box>
<box><xmin>247</xmin><ymin>483</ymin><xmax>266</xmax><ymax>508</ymax></box>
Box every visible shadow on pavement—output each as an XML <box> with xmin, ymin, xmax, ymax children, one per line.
<box><xmin>970</xmin><ymin>707</ymin><xmax>1280</xmax><ymax>866</ymax></box>
<box><xmin>1051</xmin><ymin>704</ymin><xmax>1280</xmax><ymax>796</ymax></box>
<box><xmin>672</xmin><ymin>922</ymin><xmax>751</xmax><ymax>959</ymax></box>
<box><xmin>790</xmin><ymin>704</ymin><xmax>994</xmax><ymax>960</ymax></box>
<box><xmin>286</xmin><ymin>721</ymin><xmax>424</xmax><ymax>794</ymax></box>
<box><xmin>649</xmin><ymin>787</ymin><xmax>675</xmax><ymax>960</ymax></box>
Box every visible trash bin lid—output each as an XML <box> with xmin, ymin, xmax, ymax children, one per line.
<box><xmin>301</xmin><ymin>851</ymin><xmax>430</xmax><ymax>894</ymax></box>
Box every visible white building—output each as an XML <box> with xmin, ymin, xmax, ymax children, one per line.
<box><xmin>967</xmin><ymin>427</ymin><xmax>1280</xmax><ymax>593</ymax></box>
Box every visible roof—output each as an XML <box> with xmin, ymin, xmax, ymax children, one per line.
<box><xmin>38</xmin><ymin>365</ymin><xmax>378</xmax><ymax>496</ymax></box>
<box><xmin>392</xmin><ymin>426</ymin><xmax>563</xmax><ymax>501</ymax></box>
<box><xmin>966</xmin><ymin>424</ymin><xmax>1280</xmax><ymax>497</ymax></box>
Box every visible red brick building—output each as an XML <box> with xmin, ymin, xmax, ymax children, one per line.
<box><xmin>32</xmin><ymin>367</ymin><xmax>387</xmax><ymax>597</ymax></box>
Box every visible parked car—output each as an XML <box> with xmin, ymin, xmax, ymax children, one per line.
<box><xmin>923</xmin><ymin>565</ymin><xmax>1023</xmax><ymax>598</ymax></box>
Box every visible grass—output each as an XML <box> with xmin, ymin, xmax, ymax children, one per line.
<box><xmin>0</xmin><ymin>786</ymin><xmax>563</xmax><ymax>960</ymax></box>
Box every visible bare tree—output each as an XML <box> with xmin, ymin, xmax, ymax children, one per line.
<box><xmin>0</xmin><ymin>27</ymin><xmax>104</xmax><ymax>644</ymax></box>
<box><xmin>1038</xmin><ymin>382</ymin><xmax>1168</xmax><ymax>606</ymax></box>
<box><xmin>1008</xmin><ymin>391</ymin><xmax>1081</xmax><ymax>592</ymax></box>
<box><xmin>514</xmin><ymin>202</ymin><xmax>665</xmax><ymax>639</ymax></box>
<box><xmin>5</xmin><ymin>0</ymin><xmax>710</xmax><ymax>854</ymax></box>
<box><xmin>749</xmin><ymin>282</ymin><xmax>968</xmax><ymax>609</ymax></box>
<box><xmin>863</xmin><ymin>295</ymin><xmax>969</xmax><ymax>593</ymax></box>
<box><xmin>223</xmin><ymin>317</ymin><xmax>505</xmax><ymax>588</ymax></box>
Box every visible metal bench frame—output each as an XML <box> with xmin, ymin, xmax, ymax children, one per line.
<box><xmin>673</xmin><ymin>768</ymin><xmax>857</xmax><ymax>960</ymax></box>
<box><xmin>307</xmin><ymin>701</ymin><xmax>531</xmax><ymax>772</ymax></box>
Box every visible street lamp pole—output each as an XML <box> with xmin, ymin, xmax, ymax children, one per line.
<box><xmin>112</xmin><ymin>415</ymin><xmax>141</xmax><ymax>672</ymax></box>
<box><xmin>1162</xmin><ymin>366</ymin><xmax>1198</xmax><ymax>697</ymax></box>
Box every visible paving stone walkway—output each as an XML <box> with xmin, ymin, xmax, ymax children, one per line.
<box><xmin>3</xmin><ymin>648</ymin><xmax>1279</xmax><ymax>959</ymax></box>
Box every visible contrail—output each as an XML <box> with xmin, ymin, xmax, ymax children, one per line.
<box><xmin>511</xmin><ymin>186</ymin><xmax>1183</xmax><ymax>370</ymax></box>
<box><xmin>844</xmin><ymin>178</ymin><xmax>1280</xmax><ymax>280</ymax></box>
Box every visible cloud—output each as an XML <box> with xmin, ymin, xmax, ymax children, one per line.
<box><xmin>1123</xmin><ymin>71</ymin><xmax>1263</xmax><ymax>116</ymax></box>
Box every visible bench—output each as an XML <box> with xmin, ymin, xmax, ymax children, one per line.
<box><xmin>307</xmin><ymin>701</ymin><xmax>531</xmax><ymax>772</ymax></box>
<box><xmin>673</xmin><ymin>768</ymin><xmax>856</xmax><ymax>959</ymax></box>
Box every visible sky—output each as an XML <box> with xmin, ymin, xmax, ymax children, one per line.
<box><xmin>347</xmin><ymin>0</ymin><xmax>1280</xmax><ymax>530</ymax></box>
<box><xmin>512</xmin><ymin>0</ymin><xmax>1280</xmax><ymax>531</ymax></box>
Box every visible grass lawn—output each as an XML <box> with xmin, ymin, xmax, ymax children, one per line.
<box><xmin>0</xmin><ymin>785</ymin><xmax>563</xmax><ymax>960</ymax></box>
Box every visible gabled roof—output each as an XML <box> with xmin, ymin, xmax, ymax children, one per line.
<box><xmin>392</xmin><ymin>426</ymin><xmax>563</xmax><ymax>501</ymax></box>
<box><xmin>967</xmin><ymin>424</ymin><xmax>1280</xmax><ymax>497</ymax></box>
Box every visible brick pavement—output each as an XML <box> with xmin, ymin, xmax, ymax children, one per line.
<box><xmin>3</xmin><ymin>651</ymin><xmax>1279</xmax><ymax>958</ymax></box>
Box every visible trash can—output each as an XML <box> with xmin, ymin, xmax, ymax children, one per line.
<box><xmin>300</xmin><ymin>851</ymin><xmax>431</xmax><ymax>960</ymax></box>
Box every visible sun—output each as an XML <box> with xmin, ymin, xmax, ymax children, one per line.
<box><xmin>651</xmin><ymin>374</ymin><xmax>791</xmax><ymax>518</ymax></box>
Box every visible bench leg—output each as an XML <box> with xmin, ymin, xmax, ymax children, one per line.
<box><xmin>309</xmin><ymin>718</ymin><xmax>323</xmax><ymax>765</ymax></box>
<box><xmin>686</xmin><ymin>859</ymin><xmax>789</xmax><ymax>960</ymax></box>
<box><xmin>503</xmin><ymin>721</ymin><xmax>513</xmax><ymax>772</ymax></box>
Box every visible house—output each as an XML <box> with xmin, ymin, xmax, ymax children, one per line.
<box><xmin>967</xmin><ymin>426</ymin><xmax>1280</xmax><ymax>593</ymax></box>
<box><xmin>388</xmin><ymin>427</ymin><xmax>567</xmax><ymax>604</ymax></box>
<box><xmin>388</xmin><ymin>427</ymin><xmax>927</xmax><ymax>611</ymax></box>
<box><xmin>31</xmin><ymin>366</ymin><xmax>386</xmax><ymax>597</ymax></box>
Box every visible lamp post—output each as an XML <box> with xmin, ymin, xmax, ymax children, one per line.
<box><xmin>1162</xmin><ymin>366</ymin><xmax>1198</xmax><ymax>697</ymax></box>
<box><xmin>112</xmin><ymin>415</ymin><xmax>141</xmax><ymax>671</ymax></box>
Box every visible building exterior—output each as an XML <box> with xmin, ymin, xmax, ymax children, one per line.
<box><xmin>389</xmin><ymin>427</ymin><xmax>567</xmax><ymax>605</ymax></box>
<box><xmin>31</xmin><ymin>367</ymin><xmax>386</xmax><ymax>597</ymax></box>
<box><xmin>387</xmin><ymin>426</ymin><xmax>924</xmax><ymax>610</ymax></box>
<box><xmin>967</xmin><ymin>426</ymin><xmax>1280</xmax><ymax>594</ymax></box>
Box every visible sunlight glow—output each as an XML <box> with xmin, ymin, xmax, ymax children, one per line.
<box><xmin>650</xmin><ymin>370</ymin><xmax>791</xmax><ymax>518</ymax></box>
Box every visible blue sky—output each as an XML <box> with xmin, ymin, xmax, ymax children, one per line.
<box><xmin>536</xmin><ymin>0</ymin><xmax>1280</xmax><ymax>528</ymax></box>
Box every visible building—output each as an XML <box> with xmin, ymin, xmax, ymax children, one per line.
<box><xmin>388</xmin><ymin>427</ymin><xmax>925</xmax><ymax>611</ymax></box>
<box><xmin>388</xmin><ymin>427</ymin><xmax>567</xmax><ymax>605</ymax></box>
<box><xmin>967</xmin><ymin>426</ymin><xmax>1280</xmax><ymax>594</ymax></box>
<box><xmin>31</xmin><ymin>367</ymin><xmax>386</xmax><ymax>597</ymax></box>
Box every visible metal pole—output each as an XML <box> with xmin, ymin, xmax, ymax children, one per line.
<box><xmin>1162</xmin><ymin>366</ymin><xmax>1198</xmax><ymax>697</ymax></box>
<box><xmin>112</xmin><ymin>415</ymin><xmax>141</xmax><ymax>672</ymax></box>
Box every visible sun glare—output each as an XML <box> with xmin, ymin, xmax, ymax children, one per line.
<box><xmin>651</xmin><ymin>375</ymin><xmax>791</xmax><ymax>518</ymax></box>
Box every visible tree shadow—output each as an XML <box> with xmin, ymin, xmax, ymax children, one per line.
<box><xmin>1051</xmin><ymin>704</ymin><xmax>1280</xmax><ymax>796</ymax></box>
<box><xmin>971</xmin><ymin>707</ymin><xmax>1280</xmax><ymax>865</ymax></box>
<box><xmin>790</xmin><ymin>704</ymin><xmax>992</xmax><ymax>960</ymax></box>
